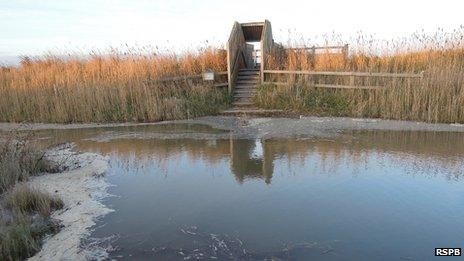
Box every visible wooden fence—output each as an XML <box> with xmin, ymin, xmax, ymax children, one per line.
<box><xmin>144</xmin><ymin>69</ymin><xmax>424</xmax><ymax>90</ymax></box>
<box><xmin>263</xmin><ymin>70</ymin><xmax>424</xmax><ymax>89</ymax></box>
<box><xmin>148</xmin><ymin>71</ymin><xmax>229</xmax><ymax>88</ymax></box>
<box><xmin>285</xmin><ymin>44</ymin><xmax>349</xmax><ymax>55</ymax></box>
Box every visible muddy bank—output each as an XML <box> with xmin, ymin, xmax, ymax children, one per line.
<box><xmin>1</xmin><ymin>116</ymin><xmax>463</xmax><ymax>140</ymax></box>
<box><xmin>181</xmin><ymin>116</ymin><xmax>464</xmax><ymax>137</ymax></box>
<box><xmin>28</xmin><ymin>144</ymin><xmax>112</xmax><ymax>261</ymax></box>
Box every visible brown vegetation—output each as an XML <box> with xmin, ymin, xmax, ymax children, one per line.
<box><xmin>0</xmin><ymin>47</ymin><xmax>229</xmax><ymax>123</ymax></box>
<box><xmin>259</xmin><ymin>29</ymin><xmax>464</xmax><ymax>123</ymax></box>
<box><xmin>0</xmin><ymin>133</ymin><xmax>63</xmax><ymax>261</ymax></box>
<box><xmin>1</xmin><ymin>29</ymin><xmax>463</xmax><ymax>123</ymax></box>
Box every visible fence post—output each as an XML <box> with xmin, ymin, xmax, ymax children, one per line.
<box><xmin>349</xmin><ymin>75</ymin><xmax>355</xmax><ymax>86</ymax></box>
<box><xmin>342</xmin><ymin>44</ymin><xmax>349</xmax><ymax>68</ymax></box>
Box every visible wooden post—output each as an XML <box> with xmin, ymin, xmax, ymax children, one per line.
<box><xmin>349</xmin><ymin>75</ymin><xmax>355</xmax><ymax>86</ymax></box>
<box><xmin>311</xmin><ymin>46</ymin><xmax>316</xmax><ymax>70</ymax></box>
<box><xmin>261</xmin><ymin>20</ymin><xmax>274</xmax><ymax>84</ymax></box>
<box><xmin>342</xmin><ymin>44</ymin><xmax>349</xmax><ymax>68</ymax></box>
<box><xmin>226</xmin><ymin>41</ymin><xmax>232</xmax><ymax>94</ymax></box>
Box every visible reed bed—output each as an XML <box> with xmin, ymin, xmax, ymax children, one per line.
<box><xmin>0</xmin><ymin>47</ymin><xmax>229</xmax><ymax>123</ymax></box>
<box><xmin>1</xmin><ymin>29</ymin><xmax>464</xmax><ymax>123</ymax></box>
<box><xmin>259</xmin><ymin>29</ymin><xmax>464</xmax><ymax>123</ymax></box>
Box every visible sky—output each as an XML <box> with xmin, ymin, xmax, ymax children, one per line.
<box><xmin>0</xmin><ymin>0</ymin><xmax>463</xmax><ymax>63</ymax></box>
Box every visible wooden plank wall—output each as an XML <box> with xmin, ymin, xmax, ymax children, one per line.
<box><xmin>245</xmin><ymin>43</ymin><xmax>255</xmax><ymax>68</ymax></box>
<box><xmin>260</xmin><ymin>20</ymin><xmax>274</xmax><ymax>83</ymax></box>
<box><xmin>227</xmin><ymin>22</ymin><xmax>246</xmax><ymax>94</ymax></box>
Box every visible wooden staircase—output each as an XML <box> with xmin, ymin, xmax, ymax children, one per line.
<box><xmin>221</xmin><ymin>68</ymin><xmax>283</xmax><ymax>115</ymax></box>
<box><xmin>221</xmin><ymin>21</ymin><xmax>283</xmax><ymax>116</ymax></box>
<box><xmin>232</xmin><ymin>69</ymin><xmax>260</xmax><ymax>107</ymax></box>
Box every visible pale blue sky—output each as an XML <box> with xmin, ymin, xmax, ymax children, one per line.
<box><xmin>1</xmin><ymin>0</ymin><xmax>463</xmax><ymax>62</ymax></box>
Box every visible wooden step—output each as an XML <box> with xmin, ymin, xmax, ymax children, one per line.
<box><xmin>232</xmin><ymin>101</ymin><xmax>254</xmax><ymax>107</ymax></box>
<box><xmin>236</xmin><ymin>82</ymin><xmax>258</xmax><ymax>86</ymax></box>
<box><xmin>234</xmin><ymin>93</ymin><xmax>255</xmax><ymax>98</ymax></box>
<box><xmin>221</xmin><ymin>108</ymin><xmax>284</xmax><ymax>115</ymax></box>
<box><xmin>238</xmin><ymin>69</ymin><xmax>259</xmax><ymax>72</ymax></box>
<box><xmin>237</xmin><ymin>75</ymin><xmax>259</xmax><ymax>78</ymax></box>
<box><xmin>235</xmin><ymin>80</ymin><xmax>259</xmax><ymax>86</ymax></box>
<box><xmin>234</xmin><ymin>89</ymin><xmax>257</xmax><ymax>94</ymax></box>
<box><xmin>238</xmin><ymin>71</ymin><xmax>260</xmax><ymax>76</ymax></box>
<box><xmin>238</xmin><ymin>74</ymin><xmax>259</xmax><ymax>78</ymax></box>
<box><xmin>235</xmin><ymin>87</ymin><xmax>258</xmax><ymax>90</ymax></box>
<box><xmin>235</xmin><ymin>83</ymin><xmax>258</xmax><ymax>89</ymax></box>
<box><xmin>236</xmin><ymin>81</ymin><xmax>259</xmax><ymax>85</ymax></box>
<box><xmin>237</xmin><ymin>75</ymin><xmax>261</xmax><ymax>81</ymax></box>
<box><xmin>234</xmin><ymin>96</ymin><xmax>252</xmax><ymax>100</ymax></box>
<box><xmin>234</xmin><ymin>89</ymin><xmax>257</xmax><ymax>93</ymax></box>
<box><xmin>233</xmin><ymin>96</ymin><xmax>253</xmax><ymax>100</ymax></box>
<box><xmin>234</xmin><ymin>89</ymin><xmax>256</xmax><ymax>94</ymax></box>
<box><xmin>239</xmin><ymin>69</ymin><xmax>259</xmax><ymax>71</ymax></box>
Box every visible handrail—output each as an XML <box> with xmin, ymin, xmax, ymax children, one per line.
<box><xmin>230</xmin><ymin>48</ymin><xmax>243</xmax><ymax>76</ymax></box>
<box><xmin>229</xmin><ymin>47</ymin><xmax>246</xmax><ymax>90</ymax></box>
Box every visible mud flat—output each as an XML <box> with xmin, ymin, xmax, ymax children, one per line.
<box><xmin>28</xmin><ymin>144</ymin><xmax>112</xmax><ymax>261</ymax></box>
<box><xmin>1</xmin><ymin>116</ymin><xmax>464</xmax><ymax>140</ymax></box>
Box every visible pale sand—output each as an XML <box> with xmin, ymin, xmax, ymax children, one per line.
<box><xmin>28</xmin><ymin>144</ymin><xmax>113</xmax><ymax>261</ymax></box>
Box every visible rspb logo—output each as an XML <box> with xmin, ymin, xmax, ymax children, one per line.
<box><xmin>435</xmin><ymin>248</ymin><xmax>461</xmax><ymax>256</ymax></box>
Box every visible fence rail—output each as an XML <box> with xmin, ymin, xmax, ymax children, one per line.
<box><xmin>147</xmin><ymin>71</ymin><xmax>228</xmax><ymax>88</ymax></box>
<box><xmin>263</xmin><ymin>70</ymin><xmax>424</xmax><ymax>89</ymax></box>
<box><xmin>285</xmin><ymin>45</ymin><xmax>348</xmax><ymax>51</ymax></box>
<box><xmin>263</xmin><ymin>70</ymin><xmax>423</xmax><ymax>78</ymax></box>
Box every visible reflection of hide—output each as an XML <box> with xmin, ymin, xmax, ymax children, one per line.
<box><xmin>230</xmin><ymin>138</ymin><xmax>274</xmax><ymax>184</ymax></box>
<box><xmin>32</xmin><ymin>127</ymin><xmax>464</xmax><ymax>182</ymax></box>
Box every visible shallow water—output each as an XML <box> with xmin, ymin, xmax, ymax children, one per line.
<box><xmin>30</xmin><ymin>124</ymin><xmax>464</xmax><ymax>260</ymax></box>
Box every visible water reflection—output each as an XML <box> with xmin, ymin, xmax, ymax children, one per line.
<box><xmin>27</xmin><ymin>126</ymin><xmax>464</xmax><ymax>183</ymax></box>
<box><xmin>19</xmin><ymin>125</ymin><xmax>464</xmax><ymax>260</ymax></box>
<box><xmin>230</xmin><ymin>139</ymin><xmax>273</xmax><ymax>184</ymax></box>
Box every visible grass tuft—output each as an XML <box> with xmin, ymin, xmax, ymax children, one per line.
<box><xmin>0</xmin><ymin>134</ymin><xmax>52</xmax><ymax>194</ymax></box>
<box><xmin>0</xmin><ymin>212</ymin><xmax>61</xmax><ymax>261</ymax></box>
<box><xmin>0</xmin><ymin>133</ymin><xmax>63</xmax><ymax>260</ymax></box>
<box><xmin>5</xmin><ymin>184</ymin><xmax>63</xmax><ymax>217</ymax></box>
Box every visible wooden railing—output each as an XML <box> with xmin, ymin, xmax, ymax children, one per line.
<box><xmin>285</xmin><ymin>44</ymin><xmax>349</xmax><ymax>54</ymax></box>
<box><xmin>227</xmin><ymin>21</ymin><xmax>247</xmax><ymax>94</ymax></box>
<box><xmin>229</xmin><ymin>49</ymin><xmax>246</xmax><ymax>85</ymax></box>
<box><xmin>260</xmin><ymin>20</ymin><xmax>274</xmax><ymax>83</ymax></box>
<box><xmin>147</xmin><ymin>71</ymin><xmax>228</xmax><ymax>88</ymax></box>
<box><xmin>263</xmin><ymin>70</ymin><xmax>424</xmax><ymax>89</ymax></box>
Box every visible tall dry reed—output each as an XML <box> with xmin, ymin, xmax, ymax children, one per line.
<box><xmin>260</xmin><ymin>29</ymin><xmax>464</xmax><ymax>123</ymax></box>
<box><xmin>1</xmin><ymin>28</ymin><xmax>464</xmax><ymax>123</ymax></box>
<box><xmin>0</xmin><ymin>47</ymin><xmax>228</xmax><ymax>123</ymax></box>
